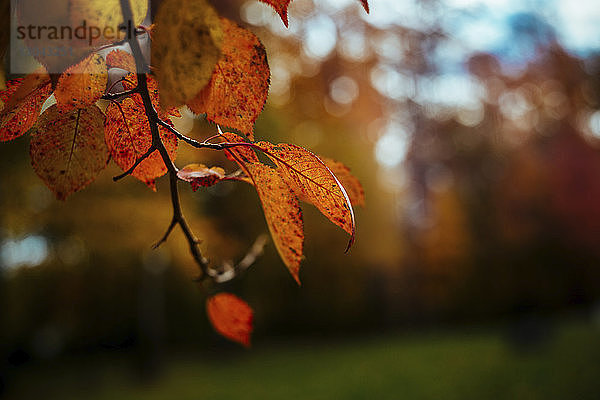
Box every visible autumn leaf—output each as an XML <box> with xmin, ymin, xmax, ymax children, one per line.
<box><xmin>177</xmin><ymin>163</ymin><xmax>226</xmax><ymax>190</ymax></box>
<box><xmin>55</xmin><ymin>53</ymin><xmax>108</xmax><ymax>111</ymax></box>
<box><xmin>104</xmin><ymin>94</ymin><xmax>178</xmax><ymax>188</ymax></box>
<box><xmin>106</xmin><ymin>49</ymin><xmax>136</xmax><ymax>72</ymax></box>
<box><xmin>321</xmin><ymin>157</ymin><xmax>365</xmax><ymax>207</ymax></box>
<box><xmin>0</xmin><ymin>71</ymin><xmax>52</xmax><ymax>142</ymax></box>
<box><xmin>259</xmin><ymin>0</ymin><xmax>369</xmax><ymax>27</ymax></box>
<box><xmin>206</xmin><ymin>293</ymin><xmax>253</xmax><ymax>347</ymax></box>
<box><xmin>222</xmin><ymin>133</ymin><xmax>304</xmax><ymax>283</ymax></box>
<box><xmin>257</xmin><ymin>142</ymin><xmax>356</xmax><ymax>246</ymax></box>
<box><xmin>69</xmin><ymin>0</ymin><xmax>148</xmax><ymax>47</ymax></box>
<box><xmin>120</xmin><ymin>73</ymin><xmax>181</xmax><ymax>119</ymax></box>
<box><xmin>30</xmin><ymin>105</ymin><xmax>108</xmax><ymax>200</ymax></box>
<box><xmin>152</xmin><ymin>0</ymin><xmax>223</xmax><ymax>108</ymax></box>
<box><xmin>187</xmin><ymin>18</ymin><xmax>269</xmax><ymax>141</ymax></box>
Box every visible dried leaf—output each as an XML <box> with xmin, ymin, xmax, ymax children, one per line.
<box><xmin>55</xmin><ymin>53</ymin><xmax>108</xmax><ymax>111</ymax></box>
<box><xmin>259</xmin><ymin>0</ymin><xmax>369</xmax><ymax>27</ymax></box>
<box><xmin>104</xmin><ymin>94</ymin><xmax>178</xmax><ymax>188</ymax></box>
<box><xmin>106</xmin><ymin>49</ymin><xmax>136</xmax><ymax>72</ymax></box>
<box><xmin>0</xmin><ymin>71</ymin><xmax>52</xmax><ymax>142</ymax></box>
<box><xmin>321</xmin><ymin>157</ymin><xmax>365</xmax><ymax>207</ymax></box>
<box><xmin>206</xmin><ymin>293</ymin><xmax>253</xmax><ymax>347</ymax></box>
<box><xmin>257</xmin><ymin>142</ymin><xmax>356</xmax><ymax>245</ymax></box>
<box><xmin>187</xmin><ymin>18</ymin><xmax>269</xmax><ymax>140</ymax></box>
<box><xmin>178</xmin><ymin>163</ymin><xmax>226</xmax><ymax>190</ymax></box>
<box><xmin>30</xmin><ymin>105</ymin><xmax>108</xmax><ymax>200</ymax></box>
<box><xmin>222</xmin><ymin>133</ymin><xmax>304</xmax><ymax>283</ymax></box>
<box><xmin>152</xmin><ymin>0</ymin><xmax>223</xmax><ymax>108</ymax></box>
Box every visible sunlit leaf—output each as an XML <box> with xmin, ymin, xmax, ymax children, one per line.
<box><xmin>106</xmin><ymin>49</ymin><xmax>136</xmax><ymax>72</ymax></box>
<box><xmin>206</xmin><ymin>293</ymin><xmax>253</xmax><ymax>347</ymax></box>
<box><xmin>0</xmin><ymin>71</ymin><xmax>52</xmax><ymax>142</ymax></box>
<box><xmin>55</xmin><ymin>53</ymin><xmax>108</xmax><ymax>111</ymax></box>
<box><xmin>222</xmin><ymin>133</ymin><xmax>304</xmax><ymax>283</ymax></box>
<box><xmin>120</xmin><ymin>73</ymin><xmax>181</xmax><ymax>119</ymax></box>
<box><xmin>30</xmin><ymin>104</ymin><xmax>108</xmax><ymax>200</ymax></box>
<box><xmin>187</xmin><ymin>18</ymin><xmax>269</xmax><ymax>141</ymax></box>
<box><xmin>257</xmin><ymin>142</ymin><xmax>356</xmax><ymax>246</ymax></box>
<box><xmin>152</xmin><ymin>0</ymin><xmax>223</xmax><ymax>108</ymax></box>
<box><xmin>104</xmin><ymin>94</ymin><xmax>177</xmax><ymax>188</ymax></box>
<box><xmin>178</xmin><ymin>163</ymin><xmax>226</xmax><ymax>190</ymax></box>
<box><xmin>321</xmin><ymin>157</ymin><xmax>365</xmax><ymax>207</ymax></box>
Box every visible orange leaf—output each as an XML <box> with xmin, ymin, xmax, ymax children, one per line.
<box><xmin>29</xmin><ymin>105</ymin><xmax>108</xmax><ymax>200</ymax></box>
<box><xmin>222</xmin><ymin>133</ymin><xmax>304</xmax><ymax>284</ymax></box>
<box><xmin>206</xmin><ymin>293</ymin><xmax>253</xmax><ymax>347</ymax></box>
<box><xmin>104</xmin><ymin>94</ymin><xmax>178</xmax><ymax>188</ymax></box>
<box><xmin>0</xmin><ymin>71</ymin><xmax>52</xmax><ymax>142</ymax></box>
<box><xmin>178</xmin><ymin>163</ymin><xmax>226</xmax><ymax>190</ymax></box>
<box><xmin>106</xmin><ymin>49</ymin><xmax>136</xmax><ymax>72</ymax></box>
<box><xmin>121</xmin><ymin>74</ymin><xmax>181</xmax><ymax>119</ymax></box>
<box><xmin>321</xmin><ymin>157</ymin><xmax>365</xmax><ymax>207</ymax></box>
<box><xmin>55</xmin><ymin>53</ymin><xmax>108</xmax><ymax>111</ymax></box>
<box><xmin>257</xmin><ymin>142</ymin><xmax>356</xmax><ymax>247</ymax></box>
<box><xmin>259</xmin><ymin>0</ymin><xmax>369</xmax><ymax>27</ymax></box>
<box><xmin>187</xmin><ymin>18</ymin><xmax>269</xmax><ymax>140</ymax></box>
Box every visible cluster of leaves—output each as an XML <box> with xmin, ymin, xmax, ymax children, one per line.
<box><xmin>0</xmin><ymin>0</ymin><xmax>367</xmax><ymax>346</ymax></box>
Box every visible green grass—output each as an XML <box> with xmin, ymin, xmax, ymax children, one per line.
<box><xmin>7</xmin><ymin>319</ymin><xmax>600</xmax><ymax>400</ymax></box>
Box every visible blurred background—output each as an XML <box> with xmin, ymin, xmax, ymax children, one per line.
<box><xmin>2</xmin><ymin>0</ymin><xmax>600</xmax><ymax>398</ymax></box>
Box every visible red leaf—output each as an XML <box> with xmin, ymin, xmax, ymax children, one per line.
<box><xmin>187</xmin><ymin>18</ymin><xmax>270</xmax><ymax>141</ymax></box>
<box><xmin>104</xmin><ymin>94</ymin><xmax>178</xmax><ymax>188</ymax></box>
<box><xmin>259</xmin><ymin>0</ymin><xmax>369</xmax><ymax>27</ymax></box>
<box><xmin>206</xmin><ymin>293</ymin><xmax>253</xmax><ymax>347</ymax></box>
<box><xmin>0</xmin><ymin>71</ymin><xmax>52</xmax><ymax>142</ymax></box>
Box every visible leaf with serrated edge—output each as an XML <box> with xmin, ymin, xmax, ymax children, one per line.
<box><xmin>30</xmin><ymin>105</ymin><xmax>108</xmax><ymax>200</ymax></box>
<box><xmin>104</xmin><ymin>94</ymin><xmax>177</xmax><ymax>188</ymax></box>
<box><xmin>257</xmin><ymin>142</ymin><xmax>356</xmax><ymax>248</ymax></box>
<box><xmin>222</xmin><ymin>133</ymin><xmax>304</xmax><ymax>284</ymax></box>
<box><xmin>152</xmin><ymin>0</ymin><xmax>223</xmax><ymax>108</ymax></box>
<box><xmin>321</xmin><ymin>157</ymin><xmax>365</xmax><ymax>207</ymax></box>
<box><xmin>207</xmin><ymin>293</ymin><xmax>253</xmax><ymax>347</ymax></box>
<box><xmin>55</xmin><ymin>53</ymin><xmax>108</xmax><ymax>111</ymax></box>
<box><xmin>259</xmin><ymin>0</ymin><xmax>368</xmax><ymax>27</ymax></box>
<box><xmin>0</xmin><ymin>70</ymin><xmax>51</xmax><ymax>142</ymax></box>
<box><xmin>187</xmin><ymin>18</ymin><xmax>269</xmax><ymax>141</ymax></box>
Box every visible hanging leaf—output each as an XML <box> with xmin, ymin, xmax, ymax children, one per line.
<box><xmin>259</xmin><ymin>0</ymin><xmax>369</xmax><ymax>27</ymax></box>
<box><xmin>0</xmin><ymin>71</ymin><xmax>52</xmax><ymax>142</ymax></box>
<box><xmin>321</xmin><ymin>157</ymin><xmax>365</xmax><ymax>207</ymax></box>
<box><xmin>257</xmin><ymin>142</ymin><xmax>356</xmax><ymax>246</ymax></box>
<box><xmin>55</xmin><ymin>53</ymin><xmax>108</xmax><ymax>111</ymax></box>
<box><xmin>104</xmin><ymin>94</ymin><xmax>177</xmax><ymax>188</ymax></box>
<box><xmin>120</xmin><ymin>73</ymin><xmax>181</xmax><ymax>119</ymax></box>
<box><xmin>206</xmin><ymin>293</ymin><xmax>253</xmax><ymax>347</ymax></box>
<box><xmin>152</xmin><ymin>0</ymin><xmax>223</xmax><ymax>108</ymax></box>
<box><xmin>106</xmin><ymin>49</ymin><xmax>136</xmax><ymax>72</ymax></box>
<box><xmin>178</xmin><ymin>163</ymin><xmax>226</xmax><ymax>190</ymax></box>
<box><xmin>222</xmin><ymin>133</ymin><xmax>304</xmax><ymax>284</ymax></box>
<box><xmin>187</xmin><ymin>18</ymin><xmax>269</xmax><ymax>141</ymax></box>
<box><xmin>30</xmin><ymin>105</ymin><xmax>108</xmax><ymax>200</ymax></box>
<box><xmin>69</xmin><ymin>0</ymin><xmax>148</xmax><ymax>47</ymax></box>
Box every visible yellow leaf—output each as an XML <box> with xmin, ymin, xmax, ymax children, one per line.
<box><xmin>152</xmin><ymin>0</ymin><xmax>223</xmax><ymax>108</ymax></box>
<box><xmin>321</xmin><ymin>157</ymin><xmax>365</xmax><ymax>207</ymax></box>
<box><xmin>29</xmin><ymin>105</ymin><xmax>109</xmax><ymax>200</ymax></box>
<box><xmin>55</xmin><ymin>53</ymin><xmax>108</xmax><ymax>111</ymax></box>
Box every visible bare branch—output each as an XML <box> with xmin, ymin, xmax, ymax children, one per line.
<box><xmin>207</xmin><ymin>234</ymin><xmax>269</xmax><ymax>284</ymax></box>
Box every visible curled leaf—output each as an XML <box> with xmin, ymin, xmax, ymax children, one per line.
<box><xmin>187</xmin><ymin>18</ymin><xmax>269</xmax><ymax>140</ymax></box>
<box><xmin>30</xmin><ymin>105</ymin><xmax>108</xmax><ymax>200</ymax></box>
<box><xmin>207</xmin><ymin>293</ymin><xmax>254</xmax><ymax>347</ymax></box>
<box><xmin>152</xmin><ymin>0</ymin><xmax>223</xmax><ymax>108</ymax></box>
<box><xmin>55</xmin><ymin>53</ymin><xmax>108</xmax><ymax>111</ymax></box>
<box><xmin>0</xmin><ymin>71</ymin><xmax>52</xmax><ymax>142</ymax></box>
<box><xmin>178</xmin><ymin>163</ymin><xmax>226</xmax><ymax>190</ymax></box>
